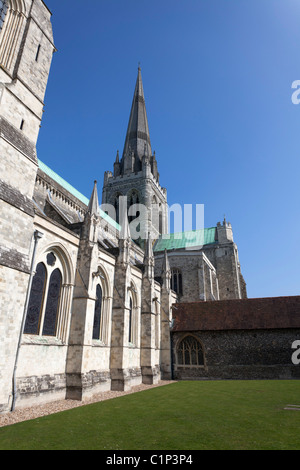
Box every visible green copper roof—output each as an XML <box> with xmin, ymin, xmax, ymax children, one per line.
<box><xmin>154</xmin><ymin>227</ymin><xmax>217</xmax><ymax>252</ymax></box>
<box><xmin>37</xmin><ymin>159</ymin><xmax>120</xmax><ymax>231</ymax></box>
<box><xmin>38</xmin><ymin>159</ymin><xmax>90</xmax><ymax>205</ymax></box>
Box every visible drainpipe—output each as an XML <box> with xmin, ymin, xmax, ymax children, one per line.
<box><xmin>11</xmin><ymin>230</ymin><xmax>43</xmax><ymax>412</ymax></box>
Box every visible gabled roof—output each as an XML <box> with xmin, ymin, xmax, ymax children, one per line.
<box><xmin>153</xmin><ymin>227</ymin><xmax>217</xmax><ymax>252</ymax></box>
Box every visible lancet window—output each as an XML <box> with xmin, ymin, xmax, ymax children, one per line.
<box><xmin>92</xmin><ymin>284</ymin><xmax>103</xmax><ymax>340</ymax></box>
<box><xmin>91</xmin><ymin>267</ymin><xmax>111</xmax><ymax>344</ymax></box>
<box><xmin>170</xmin><ymin>268</ymin><xmax>183</xmax><ymax>295</ymax></box>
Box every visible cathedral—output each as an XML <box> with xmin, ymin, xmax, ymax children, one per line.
<box><xmin>0</xmin><ymin>0</ymin><xmax>248</xmax><ymax>413</ymax></box>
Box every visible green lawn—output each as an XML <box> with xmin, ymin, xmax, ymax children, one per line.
<box><xmin>0</xmin><ymin>380</ymin><xmax>300</xmax><ymax>450</ymax></box>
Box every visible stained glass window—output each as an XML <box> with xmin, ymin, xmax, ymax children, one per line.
<box><xmin>177</xmin><ymin>336</ymin><xmax>204</xmax><ymax>366</ymax></box>
<box><xmin>42</xmin><ymin>268</ymin><xmax>62</xmax><ymax>336</ymax></box>
<box><xmin>0</xmin><ymin>0</ymin><xmax>8</xmax><ymax>33</ymax></box>
<box><xmin>24</xmin><ymin>263</ymin><xmax>47</xmax><ymax>335</ymax></box>
<box><xmin>92</xmin><ymin>284</ymin><xmax>103</xmax><ymax>340</ymax></box>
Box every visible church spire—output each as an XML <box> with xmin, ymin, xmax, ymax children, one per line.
<box><xmin>122</xmin><ymin>67</ymin><xmax>152</xmax><ymax>167</ymax></box>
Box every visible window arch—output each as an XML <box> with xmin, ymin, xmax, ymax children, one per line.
<box><xmin>176</xmin><ymin>336</ymin><xmax>204</xmax><ymax>367</ymax></box>
<box><xmin>171</xmin><ymin>268</ymin><xmax>183</xmax><ymax>295</ymax></box>
<box><xmin>24</xmin><ymin>247</ymin><xmax>73</xmax><ymax>341</ymax></box>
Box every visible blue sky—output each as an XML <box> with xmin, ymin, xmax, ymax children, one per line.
<box><xmin>39</xmin><ymin>0</ymin><xmax>300</xmax><ymax>299</ymax></box>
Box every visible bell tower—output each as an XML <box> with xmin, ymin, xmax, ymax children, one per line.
<box><xmin>102</xmin><ymin>67</ymin><xmax>168</xmax><ymax>241</ymax></box>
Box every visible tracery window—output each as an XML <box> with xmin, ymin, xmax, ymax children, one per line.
<box><xmin>92</xmin><ymin>284</ymin><xmax>103</xmax><ymax>340</ymax></box>
<box><xmin>171</xmin><ymin>268</ymin><xmax>183</xmax><ymax>295</ymax></box>
<box><xmin>176</xmin><ymin>336</ymin><xmax>204</xmax><ymax>367</ymax></box>
<box><xmin>24</xmin><ymin>250</ymin><xmax>66</xmax><ymax>338</ymax></box>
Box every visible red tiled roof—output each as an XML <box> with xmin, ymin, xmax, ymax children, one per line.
<box><xmin>172</xmin><ymin>296</ymin><xmax>300</xmax><ymax>331</ymax></box>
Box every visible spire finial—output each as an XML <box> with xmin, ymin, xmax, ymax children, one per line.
<box><xmin>87</xmin><ymin>180</ymin><xmax>99</xmax><ymax>216</ymax></box>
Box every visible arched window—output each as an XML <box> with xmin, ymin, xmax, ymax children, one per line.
<box><xmin>24</xmin><ymin>262</ymin><xmax>47</xmax><ymax>335</ymax></box>
<box><xmin>176</xmin><ymin>336</ymin><xmax>204</xmax><ymax>367</ymax></box>
<box><xmin>42</xmin><ymin>268</ymin><xmax>62</xmax><ymax>336</ymax></box>
<box><xmin>91</xmin><ymin>266</ymin><xmax>111</xmax><ymax>344</ymax></box>
<box><xmin>0</xmin><ymin>0</ymin><xmax>25</xmax><ymax>71</ymax></box>
<box><xmin>159</xmin><ymin>209</ymin><xmax>163</xmax><ymax>235</ymax></box>
<box><xmin>128</xmin><ymin>190</ymin><xmax>140</xmax><ymax>223</ymax></box>
<box><xmin>113</xmin><ymin>193</ymin><xmax>122</xmax><ymax>224</ymax></box>
<box><xmin>128</xmin><ymin>297</ymin><xmax>133</xmax><ymax>343</ymax></box>
<box><xmin>171</xmin><ymin>268</ymin><xmax>183</xmax><ymax>295</ymax></box>
<box><xmin>127</xmin><ymin>283</ymin><xmax>138</xmax><ymax>346</ymax></box>
<box><xmin>24</xmin><ymin>249</ymin><xmax>70</xmax><ymax>339</ymax></box>
<box><xmin>92</xmin><ymin>284</ymin><xmax>103</xmax><ymax>340</ymax></box>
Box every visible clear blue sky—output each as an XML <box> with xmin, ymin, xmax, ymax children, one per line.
<box><xmin>39</xmin><ymin>0</ymin><xmax>300</xmax><ymax>299</ymax></box>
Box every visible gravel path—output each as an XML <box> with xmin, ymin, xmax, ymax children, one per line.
<box><xmin>0</xmin><ymin>380</ymin><xmax>175</xmax><ymax>429</ymax></box>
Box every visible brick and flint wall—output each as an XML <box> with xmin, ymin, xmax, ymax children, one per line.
<box><xmin>171</xmin><ymin>296</ymin><xmax>300</xmax><ymax>380</ymax></box>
